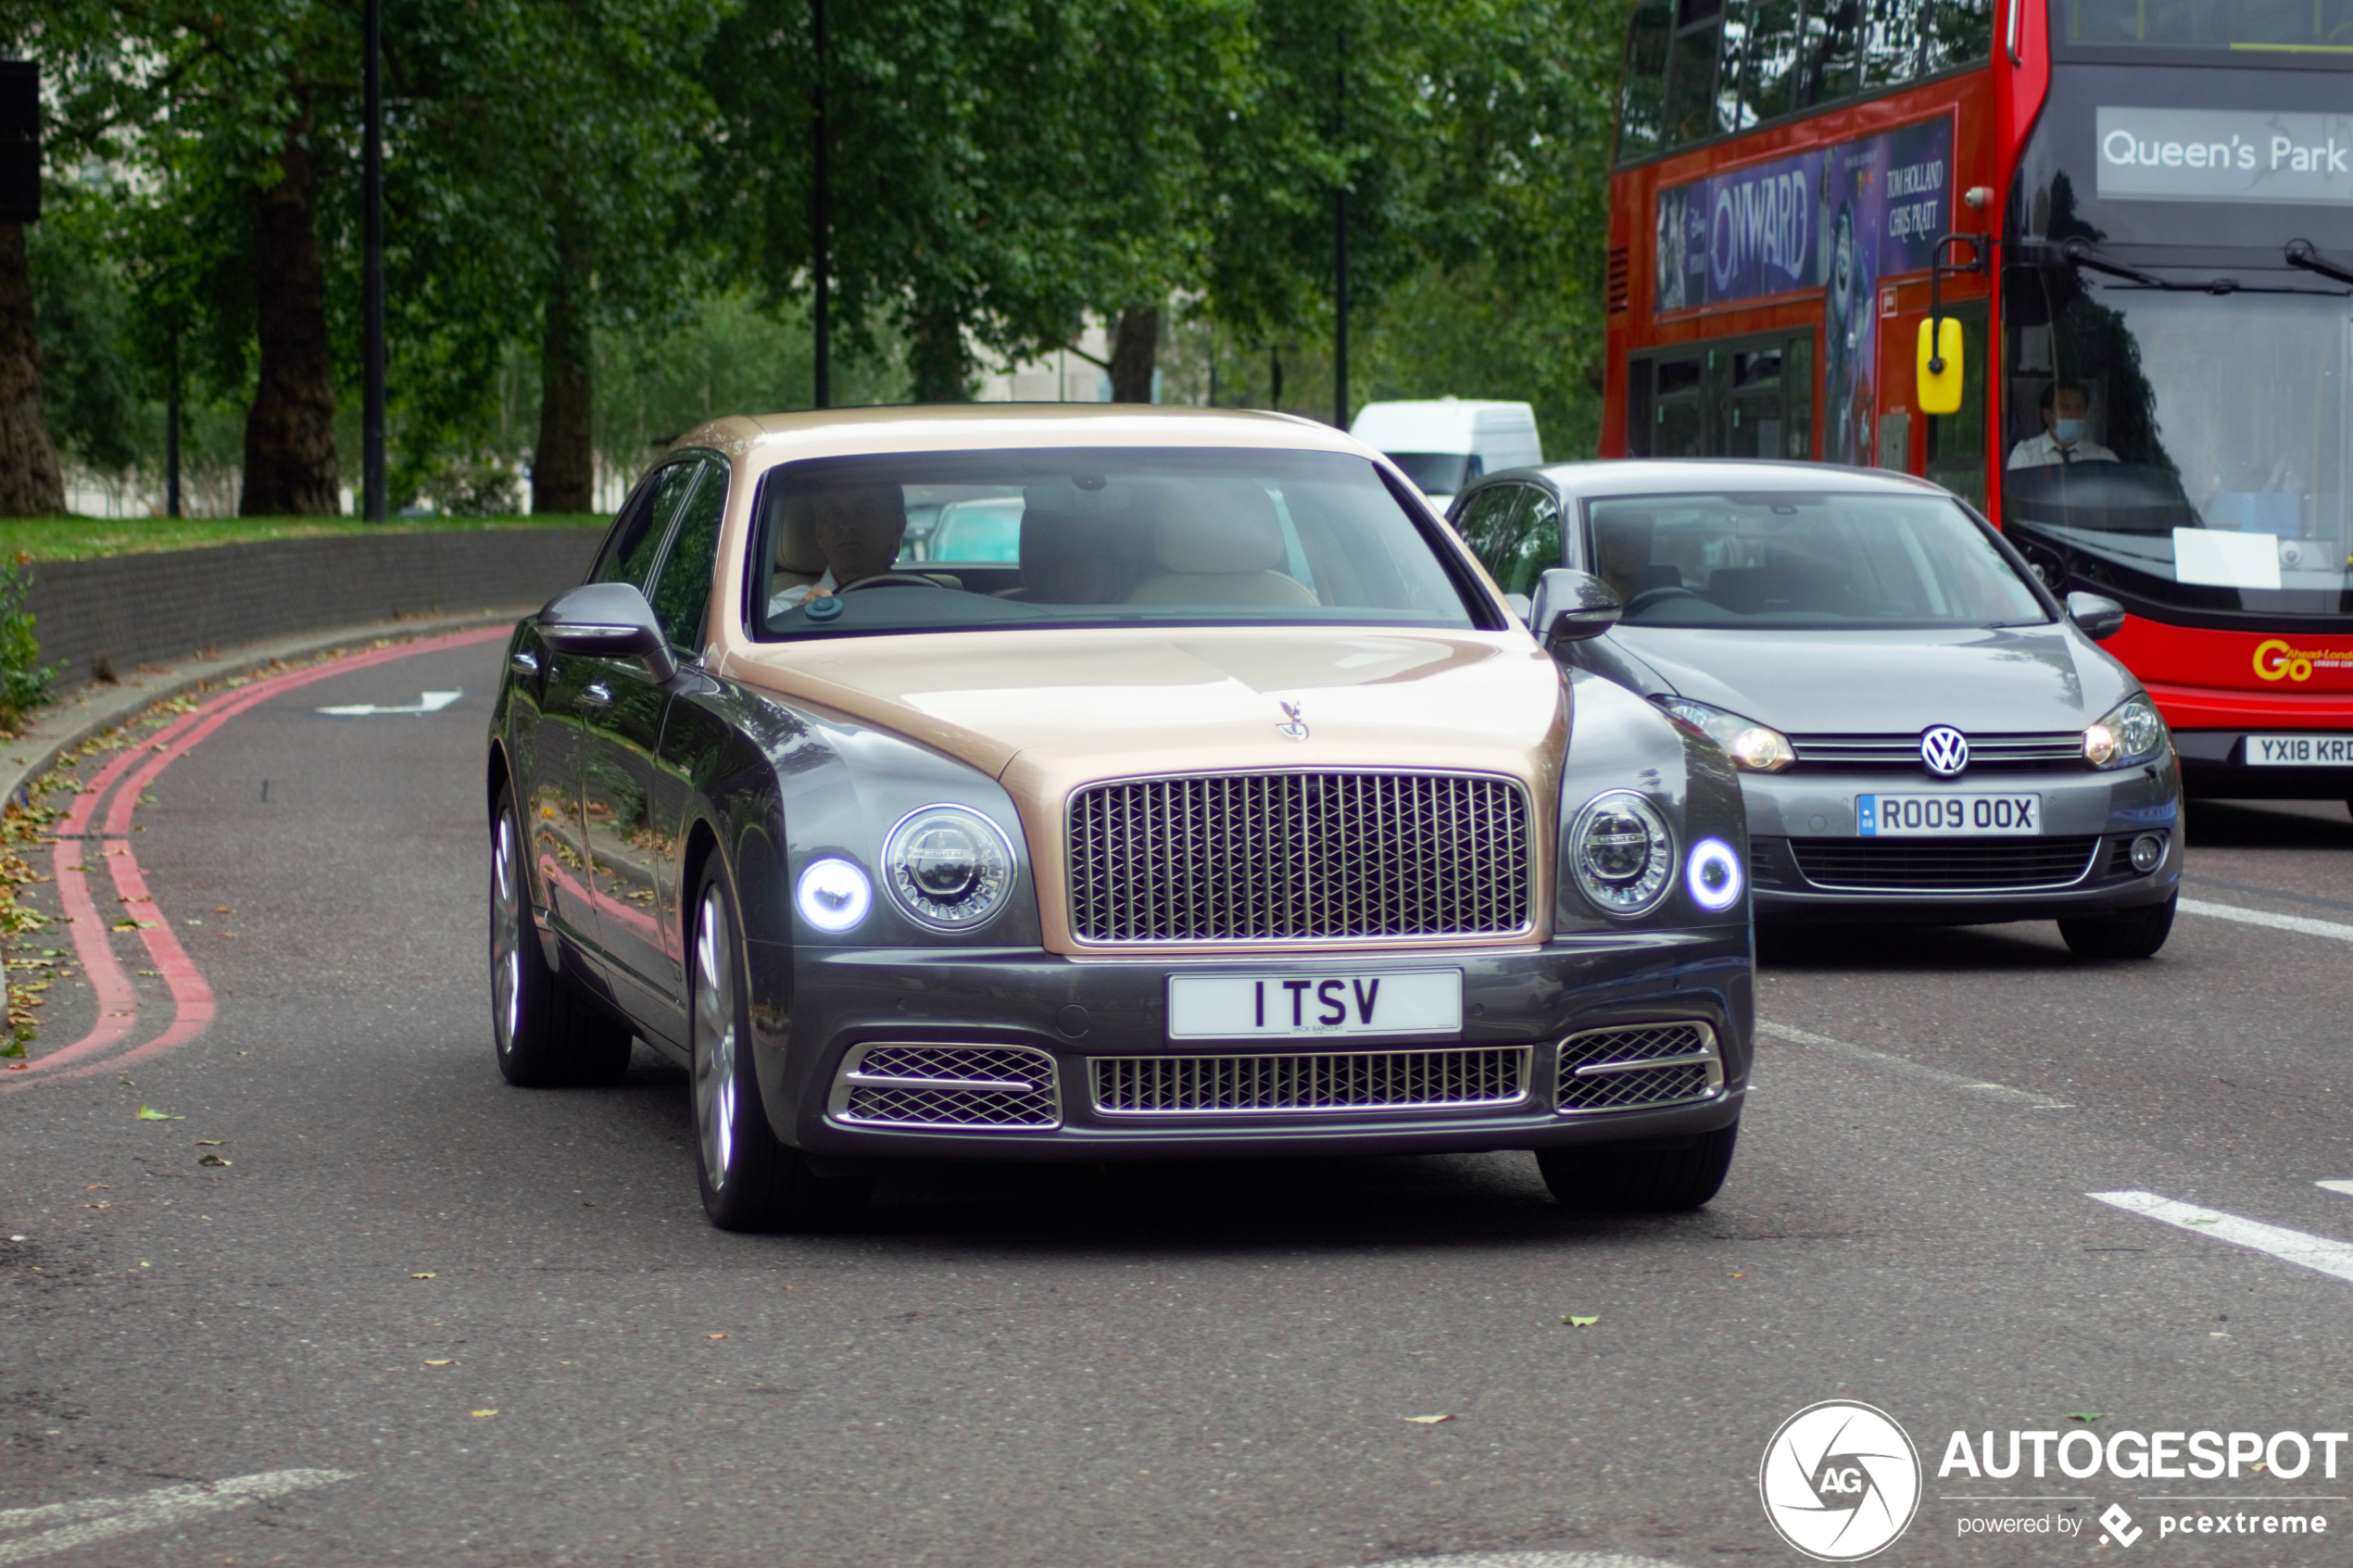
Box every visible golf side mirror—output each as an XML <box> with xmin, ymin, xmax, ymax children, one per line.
<box><xmin>1527</xmin><ymin>568</ymin><xmax>1621</xmax><ymax>651</ymax></box>
<box><xmin>540</xmin><ymin>583</ymin><xmax>680</xmax><ymax>684</ymax></box>
<box><xmin>2066</xmin><ymin>590</ymin><xmax>2125</xmax><ymax>642</ymax></box>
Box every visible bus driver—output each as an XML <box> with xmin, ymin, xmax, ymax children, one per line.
<box><xmin>2007</xmin><ymin>382</ymin><xmax>2119</xmax><ymax>470</ymax></box>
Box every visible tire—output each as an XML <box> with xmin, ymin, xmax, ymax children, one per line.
<box><xmin>688</xmin><ymin>859</ymin><xmax>870</xmax><ymax>1232</ymax></box>
<box><xmin>490</xmin><ymin>786</ymin><xmax>634</xmax><ymax>1086</ymax></box>
<box><xmin>1537</xmin><ymin>1122</ymin><xmax>1738</xmax><ymax>1213</ymax></box>
<box><xmin>2058</xmin><ymin>893</ymin><xmax>2177</xmax><ymax>960</ymax></box>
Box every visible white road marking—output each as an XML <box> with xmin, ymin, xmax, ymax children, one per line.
<box><xmin>1756</xmin><ymin>1022</ymin><xmax>2071</xmax><ymax>1110</ymax></box>
<box><xmin>2182</xmin><ymin>897</ymin><xmax>2353</xmax><ymax>943</ymax></box>
<box><xmin>2089</xmin><ymin>1191</ymin><xmax>2353</xmax><ymax>1286</ymax></box>
<box><xmin>315</xmin><ymin>689</ymin><xmax>463</xmax><ymax>717</ymax></box>
<box><xmin>1353</xmin><ymin>1555</ymin><xmax>1687</xmax><ymax>1568</ymax></box>
<box><xmin>2317</xmin><ymin>1180</ymin><xmax>2353</xmax><ymax>1198</ymax></box>
<box><xmin>0</xmin><ymin>1468</ymin><xmax>355</xmax><ymax>1564</ymax></box>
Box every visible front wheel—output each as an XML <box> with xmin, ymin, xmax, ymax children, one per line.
<box><xmin>490</xmin><ymin>787</ymin><xmax>633</xmax><ymax>1086</ymax></box>
<box><xmin>1537</xmin><ymin>1122</ymin><xmax>1738</xmax><ymax>1213</ymax></box>
<box><xmin>2057</xmin><ymin>894</ymin><xmax>2176</xmax><ymax>960</ymax></box>
<box><xmin>689</xmin><ymin>860</ymin><xmax>870</xmax><ymax>1232</ymax></box>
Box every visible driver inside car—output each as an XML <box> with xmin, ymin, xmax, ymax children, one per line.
<box><xmin>1593</xmin><ymin>513</ymin><xmax>1661</xmax><ymax>605</ymax></box>
<box><xmin>771</xmin><ymin>483</ymin><xmax>912</xmax><ymax>608</ymax></box>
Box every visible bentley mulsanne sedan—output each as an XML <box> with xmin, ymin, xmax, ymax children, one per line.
<box><xmin>487</xmin><ymin>407</ymin><xmax>1753</xmax><ymax>1229</ymax></box>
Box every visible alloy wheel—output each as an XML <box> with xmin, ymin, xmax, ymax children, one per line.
<box><xmin>491</xmin><ymin>814</ymin><xmax>523</xmax><ymax>1053</ymax></box>
<box><xmin>693</xmin><ymin>887</ymin><xmax>737</xmax><ymax>1188</ymax></box>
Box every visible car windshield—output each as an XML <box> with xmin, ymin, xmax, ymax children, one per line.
<box><xmin>753</xmin><ymin>446</ymin><xmax>1478</xmax><ymax>639</ymax></box>
<box><xmin>1585</xmin><ymin>491</ymin><xmax>2052</xmax><ymax>630</ymax></box>
<box><xmin>1999</xmin><ymin>275</ymin><xmax>2353</xmax><ymax>617</ymax></box>
<box><xmin>1383</xmin><ymin>452</ymin><xmax>1479</xmax><ymax>495</ymax></box>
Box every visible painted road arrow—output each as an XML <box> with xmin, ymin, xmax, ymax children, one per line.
<box><xmin>315</xmin><ymin>690</ymin><xmax>463</xmax><ymax>717</ymax></box>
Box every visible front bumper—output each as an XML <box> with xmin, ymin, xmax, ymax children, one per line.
<box><xmin>746</xmin><ymin>932</ymin><xmax>1751</xmax><ymax>1160</ymax></box>
<box><xmin>1739</xmin><ymin>760</ymin><xmax>2181</xmax><ymax>924</ymax></box>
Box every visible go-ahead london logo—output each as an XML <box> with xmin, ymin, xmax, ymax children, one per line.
<box><xmin>1759</xmin><ymin>1400</ymin><xmax>1924</xmax><ymax>1561</ymax></box>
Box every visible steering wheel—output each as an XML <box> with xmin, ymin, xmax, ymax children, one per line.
<box><xmin>837</xmin><ymin>572</ymin><xmax>948</xmax><ymax>593</ymax></box>
<box><xmin>1623</xmin><ymin>585</ymin><xmax>1701</xmax><ymax>616</ymax></box>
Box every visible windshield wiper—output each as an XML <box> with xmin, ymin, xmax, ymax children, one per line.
<box><xmin>2060</xmin><ymin>239</ymin><xmax>2241</xmax><ymax>294</ymax></box>
<box><xmin>2285</xmin><ymin>238</ymin><xmax>2353</xmax><ymax>288</ymax></box>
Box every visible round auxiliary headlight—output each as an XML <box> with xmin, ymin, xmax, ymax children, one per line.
<box><xmin>795</xmin><ymin>858</ymin><xmax>872</xmax><ymax>935</ymax></box>
<box><xmin>1686</xmin><ymin>837</ymin><xmax>1744</xmax><ymax>913</ymax></box>
<box><xmin>883</xmin><ymin>805</ymin><xmax>1016</xmax><ymax>931</ymax></box>
<box><xmin>1570</xmin><ymin>791</ymin><xmax>1674</xmax><ymax>918</ymax></box>
<box><xmin>2131</xmin><ymin>834</ymin><xmax>2166</xmax><ymax>873</ymax></box>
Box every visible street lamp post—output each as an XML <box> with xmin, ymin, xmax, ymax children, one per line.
<box><xmin>361</xmin><ymin>0</ymin><xmax>385</xmax><ymax>520</ymax></box>
<box><xmin>1332</xmin><ymin>26</ymin><xmax>1348</xmax><ymax>432</ymax></box>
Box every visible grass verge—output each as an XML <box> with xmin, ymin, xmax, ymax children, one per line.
<box><xmin>0</xmin><ymin>514</ymin><xmax>605</xmax><ymax>562</ymax></box>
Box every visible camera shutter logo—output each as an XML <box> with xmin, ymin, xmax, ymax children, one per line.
<box><xmin>1758</xmin><ymin>1400</ymin><xmax>1922</xmax><ymax>1561</ymax></box>
<box><xmin>1919</xmin><ymin>725</ymin><xmax>1969</xmax><ymax>776</ymax></box>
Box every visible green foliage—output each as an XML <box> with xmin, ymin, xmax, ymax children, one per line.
<box><xmin>27</xmin><ymin>185</ymin><xmax>143</xmax><ymax>473</ymax></box>
<box><xmin>0</xmin><ymin>556</ymin><xmax>56</xmax><ymax>733</ymax></box>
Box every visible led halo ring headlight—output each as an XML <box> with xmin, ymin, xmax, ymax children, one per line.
<box><xmin>1569</xmin><ymin>790</ymin><xmax>1676</xmax><ymax>918</ymax></box>
<box><xmin>796</xmin><ymin>857</ymin><xmax>873</xmax><ymax>934</ymax></box>
<box><xmin>1686</xmin><ymin>837</ymin><xmax>1744</xmax><ymax>913</ymax></box>
<box><xmin>882</xmin><ymin>804</ymin><xmax>1018</xmax><ymax>932</ymax></box>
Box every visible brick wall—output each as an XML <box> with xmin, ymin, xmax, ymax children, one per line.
<box><xmin>23</xmin><ymin>527</ymin><xmax>607</xmax><ymax>693</ymax></box>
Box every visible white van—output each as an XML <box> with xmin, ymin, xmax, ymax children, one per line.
<box><xmin>1350</xmin><ymin>398</ymin><xmax>1543</xmax><ymax>510</ymax></box>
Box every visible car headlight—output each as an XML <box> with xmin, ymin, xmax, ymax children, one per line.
<box><xmin>1655</xmin><ymin>696</ymin><xmax>1794</xmax><ymax>772</ymax></box>
<box><xmin>1686</xmin><ymin>837</ymin><xmax>1743</xmax><ymax>913</ymax></box>
<box><xmin>796</xmin><ymin>858</ymin><xmax>873</xmax><ymax>934</ymax></box>
<box><xmin>883</xmin><ymin>805</ymin><xmax>1016</xmax><ymax>930</ymax></box>
<box><xmin>2082</xmin><ymin>694</ymin><xmax>2167</xmax><ymax>770</ymax></box>
<box><xmin>1569</xmin><ymin>790</ymin><xmax>1675</xmax><ymax>917</ymax></box>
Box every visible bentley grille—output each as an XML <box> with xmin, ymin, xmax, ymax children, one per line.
<box><xmin>1556</xmin><ymin>1022</ymin><xmax>1723</xmax><ymax>1112</ymax></box>
<box><xmin>1091</xmin><ymin>1046</ymin><xmax>1529</xmax><ymax>1115</ymax></box>
<box><xmin>830</xmin><ymin>1044</ymin><xmax>1059</xmax><ymax>1129</ymax></box>
<box><xmin>1066</xmin><ymin>771</ymin><xmax>1532</xmax><ymax>943</ymax></box>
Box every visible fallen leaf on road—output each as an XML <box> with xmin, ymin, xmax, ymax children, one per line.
<box><xmin>194</xmin><ymin>1139</ymin><xmax>223</xmax><ymax>1147</ymax></box>
<box><xmin>411</xmin><ymin>1272</ymin><xmax>437</xmax><ymax>1280</ymax></box>
<box><xmin>213</xmin><ymin>907</ymin><xmax>232</xmax><ymax>913</ymax></box>
<box><xmin>423</xmin><ymin>1360</ymin><xmax>457</xmax><ymax>1367</ymax></box>
<box><xmin>134</xmin><ymin>1104</ymin><xmax>182</xmax><ymax>1121</ymax></box>
<box><xmin>707</xmin><ymin>1333</ymin><xmax>729</xmax><ymax>1340</ymax></box>
<box><xmin>1561</xmin><ymin>1314</ymin><xmax>1601</xmax><ymax>1327</ymax></box>
<box><xmin>2068</xmin><ymin>1412</ymin><xmax>2104</xmax><ymax>1424</ymax></box>
<box><xmin>84</xmin><ymin>1201</ymin><xmax>109</xmax><ymax>1209</ymax></box>
<box><xmin>197</xmin><ymin>1153</ymin><xmax>230</xmax><ymax>1167</ymax></box>
<box><xmin>2188</xmin><ymin>1216</ymin><xmax>2219</xmax><ymax>1225</ymax></box>
<box><xmin>82</xmin><ymin>1185</ymin><xmax>107</xmax><ymax>1190</ymax></box>
<box><xmin>1400</xmin><ymin>1413</ymin><xmax>1454</xmax><ymax>1424</ymax></box>
<box><xmin>111</xmin><ymin>920</ymin><xmax>156</xmax><ymax>931</ymax></box>
<box><xmin>471</xmin><ymin>1410</ymin><xmax>497</xmax><ymax>1419</ymax></box>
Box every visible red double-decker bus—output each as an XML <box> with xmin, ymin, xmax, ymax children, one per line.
<box><xmin>1602</xmin><ymin>0</ymin><xmax>2353</xmax><ymax>806</ymax></box>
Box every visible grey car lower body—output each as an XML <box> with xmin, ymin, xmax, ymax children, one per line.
<box><xmin>741</xmin><ymin>934</ymin><xmax>1752</xmax><ymax>1162</ymax></box>
<box><xmin>1739</xmin><ymin>759</ymin><xmax>2182</xmax><ymax>924</ymax></box>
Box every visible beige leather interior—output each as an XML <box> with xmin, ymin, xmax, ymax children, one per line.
<box><xmin>1126</xmin><ymin>483</ymin><xmax>1318</xmax><ymax>607</ymax></box>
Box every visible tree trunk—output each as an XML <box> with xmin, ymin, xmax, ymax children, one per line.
<box><xmin>0</xmin><ymin>225</ymin><xmax>63</xmax><ymax>516</ymax></box>
<box><xmin>240</xmin><ymin>123</ymin><xmax>341</xmax><ymax>516</ymax></box>
<box><xmin>1108</xmin><ymin>304</ymin><xmax>1159</xmax><ymax>403</ymax></box>
<box><xmin>533</xmin><ymin>224</ymin><xmax>596</xmax><ymax>515</ymax></box>
<box><xmin>908</xmin><ymin>290</ymin><xmax>970</xmax><ymax>404</ymax></box>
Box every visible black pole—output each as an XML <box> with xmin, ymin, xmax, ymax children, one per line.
<box><xmin>1332</xmin><ymin>27</ymin><xmax>1348</xmax><ymax>430</ymax></box>
<box><xmin>1270</xmin><ymin>345</ymin><xmax>1282</xmax><ymax>411</ymax></box>
<box><xmin>811</xmin><ymin>0</ymin><xmax>830</xmax><ymax>408</ymax></box>
<box><xmin>362</xmin><ymin>0</ymin><xmax>385</xmax><ymax>519</ymax></box>
<box><xmin>165</xmin><ymin>324</ymin><xmax>181</xmax><ymax>518</ymax></box>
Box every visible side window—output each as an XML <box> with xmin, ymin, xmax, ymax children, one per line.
<box><xmin>1494</xmin><ymin>490</ymin><xmax>1563</xmax><ymax>596</ymax></box>
<box><xmin>648</xmin><ymin>460</ymin><xmax>729</xmax><ymax>651</ymax></box>
<box><xmin>592</xmin><ymin>463</ymin><xmax>699</xmax><ymax>590</ymax></box>
<box><xmin>1454</xmin><ymin>485</ymin><xmax>1527</xmax><ymax>576</ymax></box>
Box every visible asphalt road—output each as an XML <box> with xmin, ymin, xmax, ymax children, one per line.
<box><xmin>5</xmin><ymin>636</ymin><xmax>2353</xmax><ymax>1567</ymax></box>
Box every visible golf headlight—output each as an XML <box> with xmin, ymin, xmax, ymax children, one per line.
<box><xmin>796</xmin><ymin>858</ymin><xmax>872</xmax><ymax>934</ymax></box>
<box><xmin>1686</xmin><ymin>837</ymin><xmax>1743</xmax><ymax>913</ymax></box>
<box><xmin>883</xmin><ymin>805</ymin><xmax>1016</xmax><ymax>930</ymax></box>
<box><xmin>1656</xmin><ymin>696</ymin><xmax>1794</xmax><ymax>772</ymax></box>
<box><xmin>1569</xmin><ymin>790</ymin><xmax>1675</xmax><ymax>917</ymax></box>
<box><xmin>2082</xmin><ymin>694</ymin><xmax>2166</xmax><ymax>770</ymax></box>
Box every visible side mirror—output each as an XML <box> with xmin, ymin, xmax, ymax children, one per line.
<box><xmin>1526</xmin><ymin>568</ymin><xmax>1621</xmax><ymax>651</ymax></box>
<box><xmin>1917</xmin><ymin>316</ymin><xmax>1964</xmax><ymax>415</ymax></box>
<box><xmin>539</xmin><ymin>583</ymin><xmax>680</xmax><ymax>683</ymax></box>
<box><xmin>2065</xmin><ymin>590</ymin><xmax>2126</xmax><ymax>643</ymax></box>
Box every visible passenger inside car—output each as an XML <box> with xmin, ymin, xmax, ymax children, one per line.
<box><xmin>1125</xmin><ymin>483</ymin><xmax>1318</xmax><ymax>606</ymax></box>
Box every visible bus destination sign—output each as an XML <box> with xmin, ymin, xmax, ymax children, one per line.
<box><xmin>2097</xmin><ymin>107</ymin><xmax>2353</xmax><ymax>205</ymax></box>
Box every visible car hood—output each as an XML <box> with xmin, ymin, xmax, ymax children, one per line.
<box><xmin>723</xmin><ymin>625</ymin><xmax>1569</xmax><ymax>789</ymax></box>
<box><xmin>1608</xmin><ymin>622</ymin><xmax>2133</xmax><ymax>734</ymax></box>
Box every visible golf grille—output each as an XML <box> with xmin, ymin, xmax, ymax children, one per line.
<box><xmin>1091</xmin><ymin>1047</ymin><xmax>1528</xmax><ymax>1115</ymax></box>
<box><xmin>1066</xmin><ymin>771</ymin><xmax>1532</xmax><ymax>944</ymax></box>
<box><xmin>1787</xmin><ymin>732</ymin><xmax>2085</xmax><ymax>772</ymax></box>
<box><xmin>1788</xmin><ymin>835</ymin><xmax>2101</xmax><ymax>893</ymax></box>
<box><xmin>1556</xmin><ymin>1022</ymin><xmax>1722</xmax><ymax>1113</ymax></box>
<box><xmin>830</xmin><ymin>1044</ymin><xmax>1059</xmax><ymax>1129</ymax></box>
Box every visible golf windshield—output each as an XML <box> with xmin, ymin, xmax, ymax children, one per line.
<box><xmin>1585</xmin><ymin>492</ymin><xmax>2052</xmax><ymax>630</ymax></box>
<box><xmin>752</xmin><ymin>446</ymin><xmax>1478</xmax><ymax>639</ymax></box>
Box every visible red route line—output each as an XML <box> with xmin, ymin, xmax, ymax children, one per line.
<box><xmin>2</xmin><ymin>626</ymin><xmax>510</xmax><ymax>1092</ymax></box>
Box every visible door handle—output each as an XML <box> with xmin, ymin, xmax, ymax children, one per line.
<box><xmin>510</xmin><ymin>649</ymin><xmax>541</xmax><ymax>677</ymax></box>
<box><xmin>581</xmin><ymin>681</ymin><xmax>613</xmax><ymax>709</ymax></box>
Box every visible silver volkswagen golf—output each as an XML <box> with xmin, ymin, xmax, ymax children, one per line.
<box><xmin>1453</xmin><ymin>460</ymin><xmax>2182</xmax><ymax>959</ymax></box>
